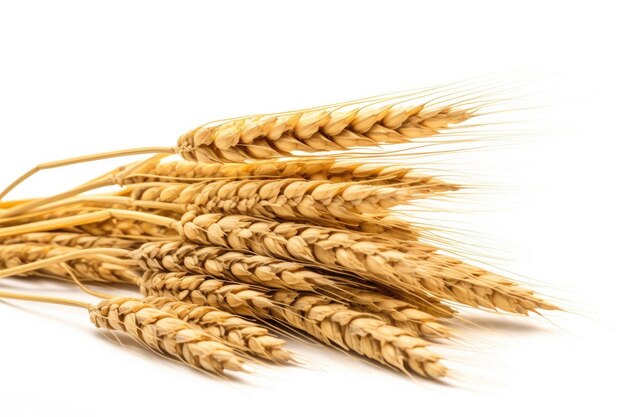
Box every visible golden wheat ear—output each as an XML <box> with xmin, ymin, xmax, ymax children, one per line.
<box><xmin>140</xmin><ymin>270</ymin><xmax>447</xmax><ymax>378</ymax></box>
<box><xmin>0</xmin><ymin>290</ymin><xmax>248</xmax><ymax>375</ymax></box>
<box><xmin>0</xmin><ymin>78</ymin><xmax>516</xmax><ymax>204</ymax></box>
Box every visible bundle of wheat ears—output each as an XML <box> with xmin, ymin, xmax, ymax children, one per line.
<box><xmin>0</xmin><ymin>79</ymin><xmax>559</xmax><ymax>380</ymax></box>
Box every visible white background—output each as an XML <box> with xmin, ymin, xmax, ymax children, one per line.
<box><xmin>0</xmin><ymin>1</ymin><xmax>624</xmax><ymax>416</ymax></box>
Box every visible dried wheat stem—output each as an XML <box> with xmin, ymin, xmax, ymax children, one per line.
<box><xmin>139</xmin><ymin>271</ymin><xmax>446</xmax><ymax>378</ymax></box>
<box><xmin>144</xmin><ymin>295</ymin><xmax>292</xmax><ymax>363</ymax></box>
<box><xmin>177</xmin><ymin>94</ymin><xmax>473</xmax><ymax>163</ymax></box>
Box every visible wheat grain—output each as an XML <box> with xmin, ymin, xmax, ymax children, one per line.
<box><xmin>144</xmin><ymin>295</ymin><xmax>292</xmax><ymax>363</ymax></box>
<box><xmin>139</xmin><ymin>270</ymin><xmax>446</xmax><ymax>378</ymax></box>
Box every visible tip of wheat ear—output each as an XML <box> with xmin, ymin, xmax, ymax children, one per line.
<box><xmin>89</xmin><ymin>297</ymin><xmax>247</xmax><ymax>374</ymax></box>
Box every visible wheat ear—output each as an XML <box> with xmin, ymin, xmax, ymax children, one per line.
<box><xmin>0</xmin><ymin>232</ymin><xmax>140</xmax><ymax>249</ymax></box>
<box><xmin>0</xmin><ymin>208</ymin><xmax>555</xmax><ymax>314</ymax></box>
<box><xmin>126</xmin><ymin>176</ymin><xmax>449</xmax><ymax>233</ymax></box>
<box><xmin>0</xmin><ymin>243</ymin><xmax>138</xmax><ymax>284</ymax></box>
<box><xmin>132</xmin><ymin>240</ymin><xmax>349</xmax><ymax>292</ymax></box>
<box><xmin>144</xmin><ymin>295</ymin><xmax>292</xmax><ymax>363</ymax></box>
<box><xmin>178</xmin><ymin>212</ymin><xmax>556</xmax><ymax>314</ymax></box>
<box><xmin>130</xmin><ymin>156</ymin><xmax>456</xmax><ymax>187</ymax></box>
<box><xmin>0</xmin><ymin>291</ymin><xmax>246</xmax><ymax>375</ymax></box>
<box><xmin>131</xmin><ymin>240</ymin><xmax>451</xmax><ymax>337</ymax></box>
<box><xmin>139</xmin><ymin>270</ymin><xmax>445</xmax><ymax>378</ymax></box>
<box><xmin>177</xmin><ymin>93</ymin><xmax>474</xmax><ymax>163</ymax></box>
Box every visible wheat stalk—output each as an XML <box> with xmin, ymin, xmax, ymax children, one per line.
<box><xmin>177</xmin><ymin>94</ymin><xmax>474</xmax><ymax>163</ymax></box>
<box><xmin>139</xmin><ymin>270</ymin><xmax>446</xmax><ymax>378</ymax></box>
<box><xmin>144</xmin><ymin>295</ymin><xmax>292</xmax><ymax>363</ymax></box>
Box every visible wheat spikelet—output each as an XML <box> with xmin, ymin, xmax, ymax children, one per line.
<box><xmin>144</xmin><ymin>295</ymin><xmax>292</xmax><ymax>363</ymax></box>
<box><xmin>0</xmin><ymin>243</ymin><xmax>138</xmax><ymax>284</ymax></box>
<box><xmin>178</xmin><ymin>212</ymin><xmax>555</xmax><ymax>314</ymax></box>
<box><xmin>90</xmin><ymin>296</ymin><xmax>246</xmax><ymax>374</ymax></box>
<box><xmin>177</xmin><ymin>94</ymin><xmax>473</xmax><ymax>163</ymax></box>
<box><xmin>139</xmin><ymin>270</ymin><xmax>446</xmax><ymax>378</ymax></box>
